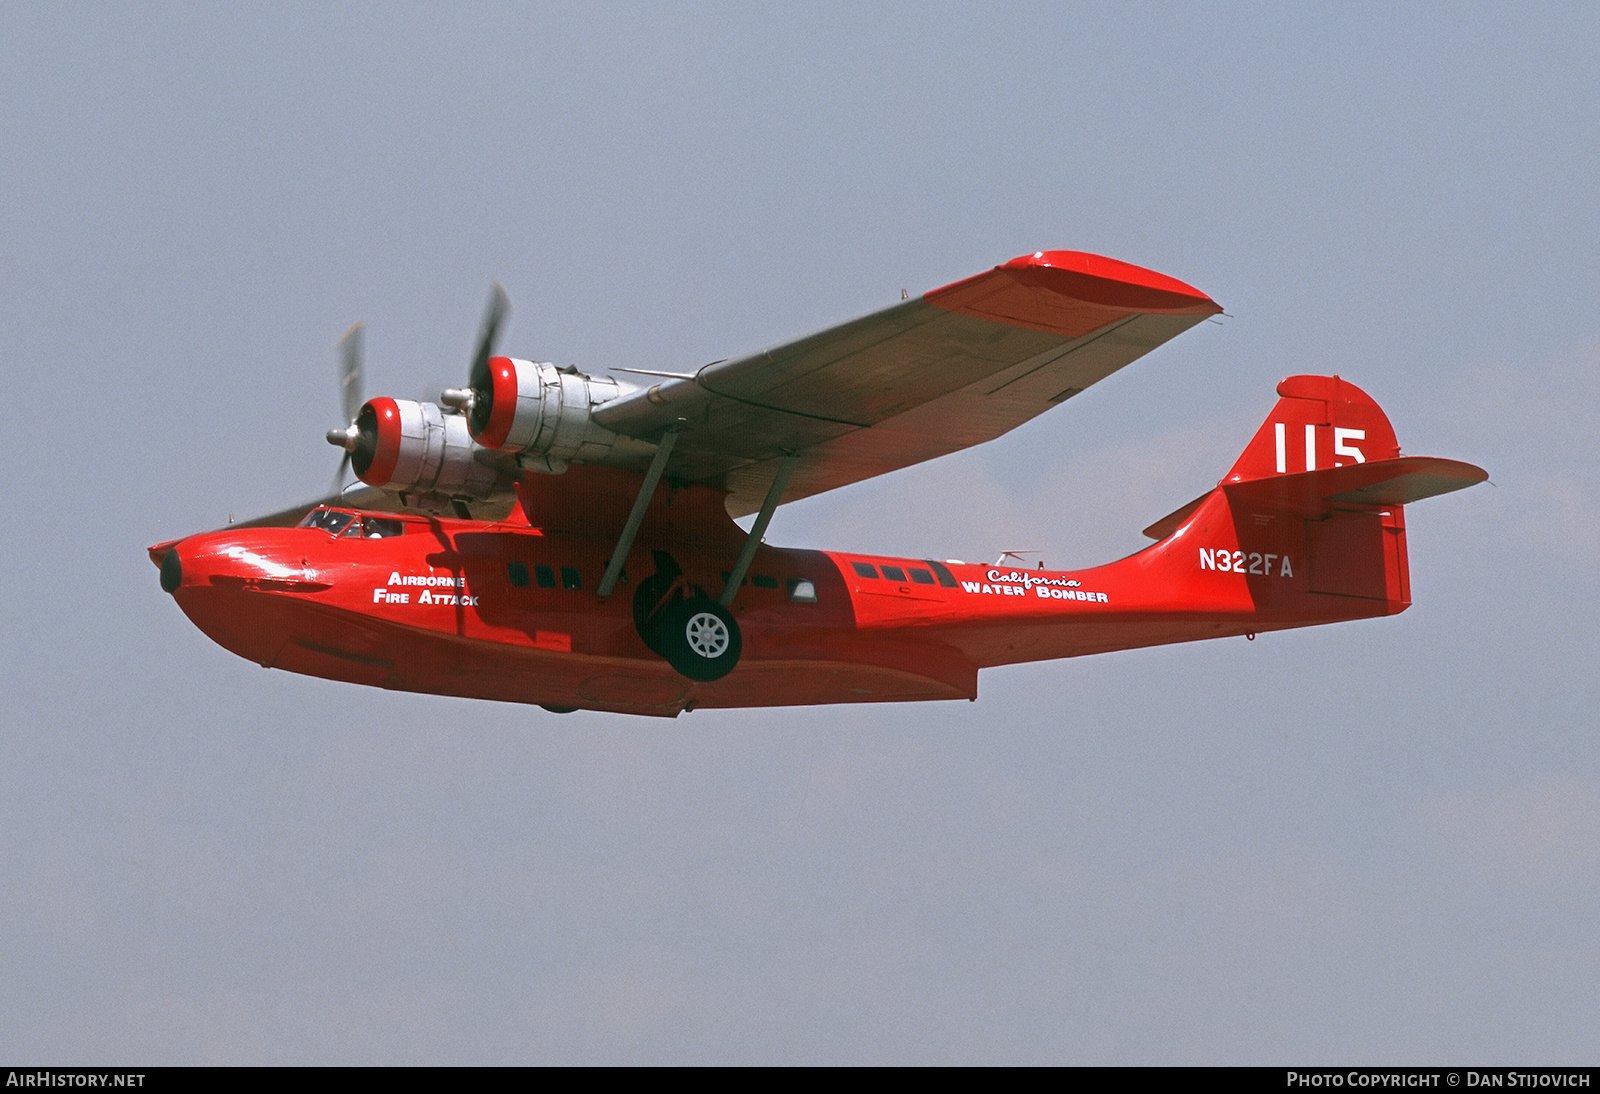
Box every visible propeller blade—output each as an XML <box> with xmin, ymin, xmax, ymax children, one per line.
<box><xmin>331</xmin><ymin>450</ymin><xmax>352</xmax><ymax>498</ymax></box>
<box><xmin>338</xmin><ymin>321</ymin><xmax>365</xmax><ymax>426</ymax></box>
<box><xmin>328</xmin><ymin>322</ymin><xmax>365</xmax><ymax>497</ymax></box>
<box><xmin>466</xmin><ymin>283</ymin><xmax>510</xmax><ymax>395</ymax></box>
<box><xmin>466</xmin><ymin>284</ymin><xmax>510</xmax><ymax>436</ymax></box>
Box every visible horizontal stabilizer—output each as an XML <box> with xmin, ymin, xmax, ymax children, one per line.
<box><xmin>1329</xmin><ymin>460</ymin><xmax>1491</xmax><ymax>505</ymax></box>
<box><xmin>1142</xmin><ymin>493</ymin><xmax>1209</xmax><ymax>541</ymax></box>
<box><xmin>1144</xmin><ymin>456</ymin><xmax>1487</xmax><ymax>539</ymax></box>
<box><xmin>1224</xmin><ymin>456</ymin><xmax>1487</xmax><ymax>512</ymax></box>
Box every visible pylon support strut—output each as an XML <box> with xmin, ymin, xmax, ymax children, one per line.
<box><xmin>719</xmin><ymin>452</ymin><xmax>799</xmax><ymax>607</ymax></box>
<box><xmin>596</xmin><ymin>429</ymin><xmax>678</xmax><ymax>599</ymax></box>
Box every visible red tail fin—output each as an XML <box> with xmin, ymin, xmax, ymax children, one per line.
<box><xmin>1138</xmin><ymin>376</ymin><xmax>1487</xmax><ymax>618</ymax></box>
<box><xmin>1225</xmin><ymin>375</ymin><xmax>1400</xmax><ymax>482</ymax></box>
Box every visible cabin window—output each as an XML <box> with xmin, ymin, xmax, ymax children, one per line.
<box><xmin>880</xmin><ymin>565</ymin><xmax>907</xmax><ymax>582</ymax></box>
<box><xmin>788</xmin><ymin>578</ymin><xmax>818</xmax><ymax>603</ymax></box>
<box><xmin>926</xmin><ymin>561</ymin><xmax>960</xmax><ymax>588</ymax></box>
<box><xmin>534</xmin><ymin>565</ymin><xmax>557</xmax><ymax>589</ymax></box>
<box><xmin>560</xmin><ymin>566</ymin><xmax>582</xmax><ymax>591</ymax></box>
<box><xmin>909</xmin><ymin>568</ymin><xmax>935</xmax><ymax>585</ymax></box>
<box><xmin>851</xmin><ymin>562</ymin><xmax>879</xmax><ymax>579</ymax></box>
<box><xmin>507</xmin><ymin>562</ymin><xmax>530</xmax><ymax>588</ymax></box>
<box><xmin>752</xmin><ymin>574</ymin><xmax>779</xmax><ymax>589</ymax></box>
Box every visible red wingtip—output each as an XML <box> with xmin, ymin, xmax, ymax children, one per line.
<box><xmin>1001</xmin><ymin>251</ymin><xmax>1219</xmax><ymax>309</ymax></box>
<box><xmin>926</xmin><ymin>251</ymin><xmax>1221</xmax><ymax>338</ymax></box>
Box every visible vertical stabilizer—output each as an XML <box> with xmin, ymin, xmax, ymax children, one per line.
<box><xmin>1137</xmin><ymin>376</ymin><xmax>1486</xmax><ymax>628</ymax></box>
<box><xmin>1225</xmin><ymin>375</ymin><xmax>1400</xmax><ymax>483</ymax></box>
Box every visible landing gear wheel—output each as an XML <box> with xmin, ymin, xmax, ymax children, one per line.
<box><xmin>633</xmin><ymin>575</ymin><xmax>679</xmax><ymax>656</ymax></box>
<box><xmin>632</xmin><ymin>550</ymin><xmax>684</xmax><ymax>657</ymax></box>
<box><xmin>652</xmin><ymin>596</ymin><xmax>741</xmax><ymax>682</ymax></box>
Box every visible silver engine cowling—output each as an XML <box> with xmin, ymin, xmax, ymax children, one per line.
<box><xmin>458</xmin><ymin>357</ymin><xmax>628</xmax><ymax>469</ymax></box>
<box><xmin>350</xmin><ymin>398</ymin><xmax>500</xmax><ymax>498</ymax></box>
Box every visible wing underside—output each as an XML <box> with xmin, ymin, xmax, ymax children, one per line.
<box><xmin>592</xmin><ymin>251</ymin><xmax>1222</xmax><ymax>515</ymax></box>
<box><xmin>225</xmin><ymin>485</ymin><xmax>519</xmax><ymax>530</ymax></box>
<box><xmin>197</xmin><ymin>252</ymin><xmax>1220</xmax><ymax>533</ymax></box>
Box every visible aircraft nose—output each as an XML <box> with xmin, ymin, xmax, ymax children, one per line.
<box><xmin>151</xmin><ymin>531</ymin><xmax>313</xmax><ymax>669</ymax></box>
<box><xmin>153</xmin><ymin>531</ymin><xmax>333</xmax><ymax>596</ymax></box>
<box><xmin>159</xmin><ymin>548</ymin><xmax>183</xmax><ymax>593</ymax></box>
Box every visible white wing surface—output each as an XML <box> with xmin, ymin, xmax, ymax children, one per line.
<box><xmin>592</xmin><ymin>251</ymin><xmax>1222</xmax><ymax>516</ymax></box>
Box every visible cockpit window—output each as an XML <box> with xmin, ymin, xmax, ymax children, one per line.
<box><xmin>362</xmin><ymin>517</ymin><xmax>404</xmax><ymax>539</ymax></box>
<box><xmin>297</xmin><ymin>508</ymin><xmax>407</xmax><ymax>538</ymax></box>
<box><xmin>298</xmin><ymin>508</ymin><xmax>356</xmax><ymax>536</ymax></box>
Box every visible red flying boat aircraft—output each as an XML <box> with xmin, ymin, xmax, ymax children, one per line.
<box><xmin>150</xmin><ymin>252</ymin><xmax>1486</xmax><ymax>716</ymax></box>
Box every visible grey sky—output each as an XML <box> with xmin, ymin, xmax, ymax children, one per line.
<box><xmin>2</xmin><ymin>1</ymin><xmax>1596</xmax><ymax>1063</ymax></box>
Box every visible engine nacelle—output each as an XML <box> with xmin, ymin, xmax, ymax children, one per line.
<box><xmin>465</xmin><ymin>357</ymin><xmax>627</xmax><ymax>464</ymax></box>
<box><xmin>353</xmin><ymin>398</ymin><xmax>500</xmax><ymax>498</ymax></box>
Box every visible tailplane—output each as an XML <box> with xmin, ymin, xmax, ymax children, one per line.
<box><xmin>1146</xmin><ymin>375</ymin><xmax>1486</xmax><ymax>540</ymax></box>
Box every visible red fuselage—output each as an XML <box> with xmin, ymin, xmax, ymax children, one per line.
<box><xmin>155</xmin><ymin>484</ymin><xmax>1404</xmax><ymax>716</ymax></box>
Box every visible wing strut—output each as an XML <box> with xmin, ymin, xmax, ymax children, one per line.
<box><xmin>595</xmin><ymin>430</ymin><xmax>679</xmax><ymax>599</ymax></box>
<box><xmin>719</xmin><ymin>453</ymin><xmax>799</xmax><ymax>607</ymax></box>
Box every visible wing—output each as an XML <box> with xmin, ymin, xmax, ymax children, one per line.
<box><xmin>218</xmin><ymin>485</ymin><xmax>519</xmax><ymax>531</ymax></box>
<box><xmin>593</xmin><ymin>251</ymin><xmax>1222</xmax><ymax>516</ymax></box>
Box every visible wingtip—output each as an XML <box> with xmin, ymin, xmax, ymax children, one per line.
<box><xmin>925</xmin><ymin>250</ymin><xmax>1222</xmax><ymax>337</ymax></box>
<box><xmin>997</xmin><ymin>250</ymin><xmax>1222</xmax><ymax>312</ymax></box>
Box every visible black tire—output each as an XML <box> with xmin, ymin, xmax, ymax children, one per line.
<box><xmin>632</xmin><ymin>551</ymin><xmax>683</xmax><ymax>656</ymax></box>
<box><xmin>651</xmin><ymin>596</ymin><xmax>741</xmax><ymax>682</ymax></box>
<box><xmin>632</xmin><ymin>575</ymin><xmax>678</xmax><ymax>655</ymax></box>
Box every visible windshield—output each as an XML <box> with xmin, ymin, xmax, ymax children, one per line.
<box><xmin>298</xmin><ymin>508</ymin><xmax>357</xmax><ymax>536</ymax></box>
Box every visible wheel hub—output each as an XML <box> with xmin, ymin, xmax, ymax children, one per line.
<box><xmin>684</xmin><ymin>612</ymin><xmax>729</xmax><ymax>658</ymax></box>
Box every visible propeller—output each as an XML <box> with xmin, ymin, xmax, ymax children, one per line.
<box><xmin>325</xmin><ymin>321</ymin><xmax>366</xmax><ymax>496</ymax></box>
<box><xmin>441</xmin><ymin>283</ymin><xmax>510</xmax><ymax>433</ymax></box>
<box><xmin>327</xmin><ymin>286</ymin><xmax>510</xmax><ymax>490</ymax></box>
